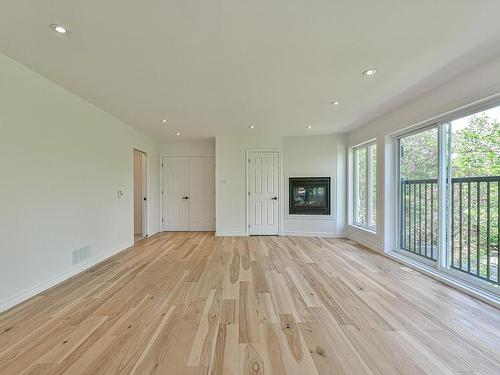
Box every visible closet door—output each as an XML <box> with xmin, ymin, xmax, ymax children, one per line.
<box><xmin>189</xmin><ymin>157</ymin><xmax>215</xmax><ymax>231</ymax></box>
<box><xmin>163</xmin><ymin>156</ymin><xmax>190</xmax><ymax>231</ymax></box>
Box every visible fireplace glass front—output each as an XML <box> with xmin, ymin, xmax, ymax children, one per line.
<box><xmin>289</xmin><ymin>177</ymin><xmax>330</xmax><ymax>215</ymax></box>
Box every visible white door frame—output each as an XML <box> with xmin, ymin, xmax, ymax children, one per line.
<box><xmin>141</xmin><ymin>151</ymin><xmax>148</xmax><ymax>237</ymax></box>
<box><xmin>159</xmin><ymin>154</ymin><xmax>215</xmax><ymax>231</ymax></box>
<box><xmin>246</xmin><ymin>149</ymin><xmax>283</xmax><ymax>236</ymax></box>
<box><xmin>133</xmin><ymin>148</ymin><xmax>148</xmax><ymax>238</ymax></box>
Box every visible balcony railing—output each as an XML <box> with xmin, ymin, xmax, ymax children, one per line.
<box><xmin>400</xmin><ymin>176</ymin><xmax>499</xmax><ymax>286</ymax></box>
<box><xmin>400</xmin><ymin>178</ymin><xmax>438</xmax><ymax>261</ymax></box>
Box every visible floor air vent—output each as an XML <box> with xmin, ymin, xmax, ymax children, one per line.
<box><xmin>72</xmin><ymin>245</ymin><xmax>91</xmax><ymax>265</ymax></box>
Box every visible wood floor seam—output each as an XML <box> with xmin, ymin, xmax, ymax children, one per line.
<box><xmin>1</xmin><ymin>232</ymin><xmax>499</xmax><ymax>374</ymax></box>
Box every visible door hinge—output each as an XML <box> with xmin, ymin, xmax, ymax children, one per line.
<box><xmin>161</xmin><ymin>218</ymin><xmax>164</xmax><ymax>222</ymax></box>
<box><xmin>248</xmin><ymin>158</ymin><xmax>250</xmax><ymax>163</ymax></box>
<box><xmin>161</xmin><ymin>163</ymin><xmax>163</xmax><ymax>167</ymax></box>
<box><xmin>248</xmin><ymin>224</ymin><xmax>250</xmax><ymax>228</ymax></box>
<box><xmin>161</xmin><ymin>190</ymin><xmax>163</xmax><ymax>195</ymax></box>
<box><xmin>248</xmin><ymin>191</ymin><xmax>250</xmax><ymax>196</ymax></box>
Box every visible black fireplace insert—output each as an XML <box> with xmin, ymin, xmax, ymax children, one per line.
<box><xmin>289</xmin><ymin>177</ymin><xmax>331</xmax><ymax>215</ymax></box>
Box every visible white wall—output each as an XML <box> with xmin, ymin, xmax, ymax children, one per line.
<box><xmin>215</xmin><ymin>134</ymin><xmax>346</xmax><ymax>236</ymax></box>
<box><xmin>282</xmin><ymin>135</ymin><xmax>345</xmax><ymax>236</ymax></box>
<box><xmin>215</xmin><ymin>135</ymin><xmax>283</xmax><ymax>235</ymax></box>
<box><xmin>345</xmin><ymin>53</ymin><xmax>500</xmax><ymax>253</ymax></box>
<box><xmin>159</xmin><ymin>139</ymin><xmax>215</xmax><ymax>156</ymax></box>
<box><xmin>0</xmin><ymin>53</ymin><xmax>160</xmax><ymax>312</ymax></box>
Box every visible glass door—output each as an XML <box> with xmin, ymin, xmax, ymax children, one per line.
<box><xmin>448</xmin><ymin>106</ymin><xmax>499</xmax><ymax>286</ymax></box>
<box><xmin>398</xmin><ymin>126</ymin><xmax>439</xmax><ymax>262</ymax></box>
<box><xmin>397</xmin><ymin>103</ymin><xmax>499</xmax><ymax>292</ymax></box>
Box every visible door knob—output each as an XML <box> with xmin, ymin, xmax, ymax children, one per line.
<box><xmin>182</xmin><ymin>196</ymin><xmax>189</xmax><ymax>200</ymax></box>
<box><xmin>271</xmin><ymin>196</ymin><xmax>278</xmax><ymax>200</ymax></box>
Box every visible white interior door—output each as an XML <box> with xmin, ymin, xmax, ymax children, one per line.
<box><xmin>189</xmin><ymin>157</ymin><xmax>215</xmax><ymax>231</ymax></box>
<box><xmin>163</xmin><ymin>156</ymin><xmax>190</xmax><ymax>231</ymax></box>
<box><xmin>248</xmin><ymin>151</ymin><xmax>280</xmax><ymax>235</ymax></box>
<box><xmin>141</xmin><ymin>152</ymin><xmax>147</xmax><ymax>237</ymax></box>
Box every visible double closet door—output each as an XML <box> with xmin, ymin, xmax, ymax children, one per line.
<box><xmin>162</xmin><ymin>156</ymin><xmax>215</xmax><ymax>231</ymax></box>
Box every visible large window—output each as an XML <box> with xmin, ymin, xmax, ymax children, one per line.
<box><xmin>448</xmin><ymin>106</ymin><xmax>499</xmax><ymax>285</ymax></box>
<box><xmin>353</xmin><ymin>141</ymin><xmax>377</xmax><ymax>230</ymax></box>
<box><xmin>397</xmin><ymin>103</ymin><xmax>500</xmax><ymax>289</ymax></box>
<box><xmin>399</xmin><ymin>126</ymin><xmax>438</xmax><ymax>260</ymax></box>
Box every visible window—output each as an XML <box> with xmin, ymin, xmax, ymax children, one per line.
<box><xmin>398</xmin><ymin>126</ymin><xmax>438</xmax><ymax>260</ymax></box>
<box><xmin>448</xmin><ymin>106</ymin><xmax>499</xmax><ymax>285</ymax></box>
<box><xmin>353</xmin><ymin>141</ymin><xmax>377</xmax><ymax>230</ymax></box>
<box><xmin>397</xmin><ymin>102</ymin><xmax>500</xmax><ymax>289</ymax></box>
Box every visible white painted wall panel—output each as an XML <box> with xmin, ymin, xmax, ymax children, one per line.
<box><xmin>0</xmin><ymin>53</ymin><xmax>160</xmax><ymax>311</ymax></box>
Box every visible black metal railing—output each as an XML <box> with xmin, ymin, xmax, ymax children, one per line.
<box><xmin>400</xmin><ymin>176</ymin><xmax>500</xmax><ymax>286</ymax></box>
<box><xmin>450</xmin><ymin>176</ymin><xmax>499</xmax><ymax>285</ymax></box>
<box><xmin>400</xmin><ymin>178</ymin><xmax>438</xmax><ymax>261</ymax></box>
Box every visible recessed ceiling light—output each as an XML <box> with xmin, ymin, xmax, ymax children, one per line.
<box><xmin>331</xmin><ymin>101</ymin><xmax>340</xmax><ymax>106</ymax></box>
<box><xmin>307</xmin><ymin>125</ymin><xmax>312</xmax><ymax>129</ymax></box>
<box><xmin>362</xmin><ymin>69</ymin><xmax>377</xmax><ymax>77</ymax></box>
<box><xmin>176</xmin><ymin>132</ymin><xmax>181</xmax><ymax>136</ymax></box>
<box><xmin>249</xmin><ymin>125</ymin><xmax>255</xmax><ymax>129</ymax></box>
<box><xmin>51</xmin><ymin>24</ymin><xmax>69</xmax><ymax>34</ymax></box>
<box><xmin>161</xmin><ymin>119</ymin><xmax>167</xmax><ymax>123</ymax></box>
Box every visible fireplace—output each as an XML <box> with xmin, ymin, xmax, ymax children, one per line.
<box><xmin>289</xmin><ymin>177</ymin><xmax>331</xmax><ymax>215</ymax></box>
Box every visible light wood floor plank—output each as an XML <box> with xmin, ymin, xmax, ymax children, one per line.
<box><xmin>1</xmin><ymin>232</ymin><xmax>499</xmax><ymax>374</ymax></box>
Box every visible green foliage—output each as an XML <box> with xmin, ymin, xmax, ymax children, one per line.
<box><xmin>356</xmin><ymin>147</ymin><xmax>367</xmax><ymax>224</ymax></box>
<box><xmin>400</xmin><ymin>128</ymin><xmax>438</xmax><ymax>180</ymax></box>
<box><xmin>400</xmin><ymin>113</ymin><xmax>500</xmax><ymax>179</ymax></box>
<box><xmin>451</xmin><ymin>114</ymin><xmax>500</xmax><ymax>177</ymax></box>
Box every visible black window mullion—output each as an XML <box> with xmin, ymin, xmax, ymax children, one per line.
<box><xmin>486</xmin><ymin>181</ymin><xmax>490</xmax><ymax>280</ymax></box>
<box><xmin>476</xmin><ymin>181</ymin><xmax>480</xmax><ymax>276</ymax></box>
<box><xmin>459</xmin><ymin>182</ymin><xmax>463</xmax><ymax>269</ymax></box>
<box><xmin>467</xmin><ymin>181</ymin><xmax>471</xmax><ymax>273</ymax></box>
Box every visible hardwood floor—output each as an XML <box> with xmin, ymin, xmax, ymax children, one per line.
<box><xmin>1</xmin><ymin>232</ymin><xmax>499</xmax><ymax>374</ymax></box>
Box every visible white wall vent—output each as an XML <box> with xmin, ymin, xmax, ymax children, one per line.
<box><xmin>72</xmin><ymin>245</ymin><xmax>91</xmax><ymax>265</ymax></box>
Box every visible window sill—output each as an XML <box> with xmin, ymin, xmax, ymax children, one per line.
<box><xmin>348</xmin><ymin>224</ymin><xmax>377</xmax><ymax>235</ymax></box>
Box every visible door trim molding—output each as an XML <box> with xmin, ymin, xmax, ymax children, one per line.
<box><xmin>133</xmin><ymin>148</ymin><xmax>148</xmax><ymax>238</ymax></box>
<box><xmin>246</xmin><ymin>149</ymin><xmax>282</xmax><ymax>236</ymax></box>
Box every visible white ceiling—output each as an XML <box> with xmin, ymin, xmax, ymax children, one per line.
<box><xmin>2</xmin><ymin>1</ymin><xmax>500</xmax><ymax>140</ymax></box>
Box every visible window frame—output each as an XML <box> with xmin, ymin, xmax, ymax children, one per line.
<box><xmin>352</xmin><ymin>140</ymin><xmax>377</xmax><ymax>231</ymax></box>
<box><xmin>392</xmin><ymin>98</ymin><xmax>500</xmax><ymax>296</ymax></box>
<box><xmin>395</xmin><ymin>123</ymin><xmax>440</xmax><ymax>267</ymax></box>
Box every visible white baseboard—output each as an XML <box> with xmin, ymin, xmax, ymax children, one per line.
<box><xmin>216</xmin><ymin>231</ymin><xmax>346</xmax><ymax>238</ymax></box>
<box><xmin>215</xmin><ymin>231</ymin><xmax>247</xmax><ymax>237</ymax></box>
<box><xmin>281</xmin><ymin>231</ymin><xmax>346</xmax><ymax>238</ymax></box>
<box><xmin>0</xmin><ymin>240</ymin><xmax>133</xmax><ymax>313</ymax></box>
<box><xmin>346</xmin><ymin>236</ymin><xmax>384</xmax><ymax>254</ymax></box>
<box><xmin>345</xmin><ymin>225</ymin><xmax>384</xmax><ymax>252</ymax></box>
